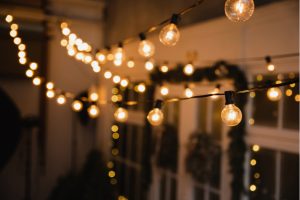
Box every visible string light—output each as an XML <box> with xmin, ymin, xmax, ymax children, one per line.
<box><xmin>89</xmin><ymin>91</ymin><xmax>99</xmax><ymax>102</ymax></box>
<box><xmin>265</xmin><ymin>56</ymin><xmax>275</xmax><ymax>72</ymax></box>
<box><xmin>5</xmin><ymin>15</ymin><xmax>13</xmax><ymax>23</ymax></box>
<box><xmin>10</xmin><ymin>23</ymin><xmax>18</xmax><ymax>30</ymax></box>
<box><xmin>183</xmin><ymin>63</ymin><xmax>194</xmax><ymax>76</ymax></box>
<box><xmin>18</xmin><ymin>44</ymin><xmax>26</xmax><ymax>51</ymax></box>
<box><xmin>72</xmin><ymin>100</ymin><xmax>83</xmax><ymax>112</ymax></box>
<box><xmin>224</xmin><ymin>0</ymin><xmax>255</xmax><ymax>22</ymax></box>
<box><xmin>160</xmin><ymin>63</ymin><xmax>169</xmax><ymax>73</ymax></box>
<box><xmin>285</xmin><ymin>89</ymin><xmax>293</xmax><ymax>97</ymax></box>
<box><xmin>159</xmin><ymin>14</ymin><xmax>180</xmax><ymax>46</ymax></box>
<box><xmin>46</xmin><ymin>82</ymin><xmax>54</xmax><ymax>90</ymax></box>
<box><xmin>96</xmin><ymin>50</ymin><xmax>106</xmax><ymax>64</ymax></box>
<box><xmin>138</xmin><ymin>33</ymin><xmax>155</xmax><ymax>58</ymax></box>
<box><xmin>88</xmin><ymin>104</ymin><xmax>100</xmax><ymax>118</ymax></box>
<box><xmin>57</xmin><ymin>94</ymin><xmax>66</xmax><ymax>105</ymax></box>
<box><xmin>295</xmin><ymin>94</ymin><xmax>300</xmax><ymax>102</ymax></box>
<box><xmin>14</xmin><ymin>37</ymin><xmax>22</xmax><ymax>45</ymax></box>
<box><xmin>68</xmin><ymin>33</ymin><xmax>77</xmax><ymax>42</ymax></box>
<box><xmin>145</xmin><ymin>60</ymin><xmax>154</xmax><ymax>71</ymax></box>
<box><xmin>104</xmin><ymin>70</ymin><xmax>112</xmax><ymax>79</ymax></box>
<box><xmin>249</xmin><ymin>184</ymin><xmax>257</xmax><ymax>192</ymax></box>
<box><xmin>248</xmin><ymin>118</ymin><xmax>255</xmax><ymax>125</ymax></box>
<box><xmin>252</xmin><ymin>144</ymin><xmax>260</xmax><ymax>152</ymax></box>
<box><xmin>147</xmin><ymin>100</ymin><xmax>164</xmax><ymax>126</ymax></box>
<box><xmin>120</xmin><ymin>78</ymin><xmax>129</xmax><ymax>87</ymax></box>
<box><xmin>32</xmin><ymin>77</ymin><xmax>42</xmax><ymax>86</ymax></box>
<box><xmin>83</xmin><ymin>53</ymin><xmax>92</xmax><ymax>64</ymax></box>
<box><xmin>25</xmin><ymin>69</ymin><xmax>34</xmax><ymax>78</ymax></box>
<box><xmin>75</xmin><ymin>52</ymin><xmax>84</xmax><ymax>61</ymax></box>
<box><xmin>136</xmin><ymin>83</ymin><xmax>146</xmax><ymax>93</ymax></box>
<box><xmin>60</xmin><ymin>39</ymin><xmax>68</xmax><ymax>47</ymax></box>
<box><xmin>113</xmin><ymin>75</ymin><xmax>121</xmax><ymax>84</ymax></box>
<box><xmin>9</xmin><ymin>30</ymin><xmax>17</xmax><ymax>37</ymax></box>
<box><xmin>210</xmin><ymin>85</ymin><xmax>221</xmax><ymax>100</ymax></box>
<box><xmin>62</xmin><ymin>27</ymin><xmax>71</xmax><ymax>36</ymax></box>
<box><xmin>184</xmin><ymin>85</ymin><xmax>193</xmax><ymax>98</ymax></box>
<box><xmin>221</xmin><ymin>91</ymin><xmax>242</xmax><ymax>126</ymax></box>
<box><xmin>19</xmin><ymin>57</ymin><xmax>27</xmax><ymax>65</ymax></box>
<box><xmin>127</xmin><ymin>59</ymin><xmax>135</xmax><ymax>68</ymax></box>
<box><xmin>29</xmin><ymin>62</ymin><xmax>38</xmax><ymax>70</ymax></box>
<box><xmin>160</xmin><ymin>85</ymin><xmax>169</xmax><ymax>96</ymax></box>
<box><xmin>18</xmin><ymin>51</ymin><xmax>26</xmax><ymax>58</ymax></box>
<box><xmin>267</xmin><ymin>87</ymin><xmax>282</xmax><ymax>101</ymax></box>
<box><xmin>113</xmin><ymin>44</ymin><xmax>125</xmax><ymax>66</ymax></box>
<box><xmin>46</xmin><ymin>90</ymin><xmax>55</xmax><ymax>99</ymax></box>
<box><xmin>114</xmin><ymin>107</ymin><xmax>129</xmax><ymax>122</ymax></box>
<box><xmin>249</xmin><ymin>91</ymin><xmax>256</xmax><ymax>98</ymax></box>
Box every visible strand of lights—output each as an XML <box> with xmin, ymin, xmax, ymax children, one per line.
<box><xmin>225</xmin><ymin>0</ymin><xmax>255</xmax><ymax>22</ymax></box>
<box><xmin>249</xmin><ymin>144</ymin><xmax>260</xmax><ymax>193</ymax></box>
<box><xmin>4</xmin><ymin>15</ymin><xmax>101</xmax><ymax>119</ymax></box>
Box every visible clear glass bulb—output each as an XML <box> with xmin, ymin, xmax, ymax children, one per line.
<box><xmin>29</xmin><ymin>62</ymin><xmax>38</xmax><ymax>70</ymax></box>
<box><xmin>221</xmin><ymin>104</ymin><xmax>242</xmax><ymax>126</ymax></box>
<box><xmin>104</xmin><ymin>70</ymin><xmax>112</xmax><ymax>79</ymax></box>
<box><xmin>138</xmin><ymin>40</ymin><xmax>155</xmax><ymax>57</ymax></box>
<box><xmin>127</xmin><ymin>60</ymin><xmax>135</xmax><ymax>68</ymax></box>
<box><xmin>25</xmin><ymin>69</ymin><xmax>34</xmax><ymax>78</ymax></box>
<box><xmin>136</xmin><ymin>83</ymin><xmax>146</xmax><ymax>93</ymax></box>
<box><xmin>225</xmin><ymin>0</ymin><xmax>255</xmax><ymax>22</ymax></box>
<box><xmin>160</xmin><ymin>86</ymin><xmax>169</xmax><ymax>96</ymax></box>
<box><xmin>159</xmin><ymin>23</ymin><xmax>180</xmax><ymax>46</ymax></box>
<box><xmin>267</xmin><ymin>87</ymin><xmax>282</xmax><ymax>101</ymax></box>
<box><xmin>114</xmin><ymin>107</ymin><xmax>129</xmax><ymax>122</ymax></box>
<box><xmin>160</xmin><ymin>64</ymin><xmax>169</xmax><ymax>73</ymax></box>
<box><xmin>96</xmin><ymin>51</ymin><xmax>106</xmax><ymax>64</ymax></box>
<box><xmin>46</xmin><ymin>82</ymin><xmax>54</xmax><ymax>90</ymax></box>
<box><xmin>145</xmin><ymin>60</ymin><xmax>154</xmax><ymax>71</ymax></box>
<box><xmin>183</xmin><ymin>64</ymin><xmax>194</xmax><ymax>75</ymax></box>
<box><xmin>88</xmin><ymin>105</ymin><xmax>100</xmax><ymax>118</ymax></box>
<box><xmin>32</xmin><ymin>77</ymin><xmax>41</xmax><ymax>86</ymax></box>
<box><xmin>72</xmin><ymin>100</ymin><xmax>83</xmax><ymax>112</ymax></box>
<box><xmin>57</xmin><ymin>95</ymin><xmax>66</xmax><ymax>105</ymax></box>
<box><xmin>184</xmin><ymin>87</ymin><xmax>193</xmax><ymax>98</ymax></box>
<box><xmin>120</xmin><ymin>78</ymin><xmax>129</xmax><ymax>87</ymax></box>
<box><xmin>147</xmin><ymin>108</ymin><xmax>164</xmax><ymax>126</ymax></box>
<box><xmin>267</xmin><ymin>63</ymin><xmax>275</xmax><ymax>72</ymax></box>
<box><xmin>113</xmin><ymin>47</ymin><xmax>125</xmax><ymax>66</ymax></box>
<box><xmin>46</xmin><ymin>90</ymin><xmax>55</xmax><ymax>99</ymax></box>
<box><xmin>113</xmin><ymin>75</ymin><xmax>121</xmax><ymax>84</ymax></box>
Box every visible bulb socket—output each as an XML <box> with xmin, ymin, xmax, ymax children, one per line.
<box><xmin>224</xmin><ymin>91</ymin><xmax>235</xmax><ymax>105</ymax></box>
<box><xmin>154</xmin><ymin>99</ymin><xmax>163</xmax><ymax>109</ymax></box>
<box><xmin>265</xmin><ymin>56</ymin><xmax>271</xmax><ymax>64</ymax></box>
<box><xmin>170</xmin><ymin>14</ymin><xmax>180</xmax><ymax>25</ymax></box>
<box><xmin>139</xmin><ymin>33</ymin><xmax>146</xmax><ymax>41</ymax></box>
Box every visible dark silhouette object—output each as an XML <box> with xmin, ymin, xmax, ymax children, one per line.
<box><xmin>0</xmin><ymin>87</ymin><xmax>22</xmax><ymax>171</ymax></box>
<box><xmin>48</xmin><ymin>150</ymin><xmax>115</xmax><ymax>200</ymax></box>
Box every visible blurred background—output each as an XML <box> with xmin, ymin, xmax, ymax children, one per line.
<box><xmin>0</xmin><ymin>0</ymin><xmax>298</xmax><ymax>200</ymax></box>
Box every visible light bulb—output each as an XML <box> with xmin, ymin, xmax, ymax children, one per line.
<box><xmin>5</xmin><ymin>15</ymin><xmax>13</xmax><ymax>23</ymax></box>
<box><xmin>14</xmin><ymin>37</ymin><xmax>21</xmax><ymax>45</ymax></box>
<box><xmin>25</xmin><ymin>69</ymin><xmax>34</xmax><ymax>78</ymax></box>
<box><xmin>83</xmin><ymin>53</ymin><xmax>93</xmax><ymax>64</ymax></box>
<box><xmin>159</xmin><ymin>23</ymin><xmax>180</xmax><ymax>47</ymax></box>
<box><xmin>147</xmin><ymin>109</ymin><xmax>164</xmax><ymax>126</ymax></box>
<box><xmin>10</xmin><ymin>30</ymin><xmax>17</xmax><ymax>37</ymax></box>
<box><xmin>221</xmin><ymin>91</ymin><xmax>242</xmax><ymax>126</ymax></box>
<box><xmin>114</xmin><ymin>107</ymin><xmax>129</xmax><ymax>122</ymax></box>
<box><xmin>29</xmin><ymin>62</ymin><xmax>38</xmax><ymax>70</ymax></box>
<box><xmin>138</xmin><ymin>40</ymin><xmax>155</xmax><ymax>58</ymax></box>
<box><xmin>62</xmin><ymin>27</ymin><xmax>71</xmax><ymax>36</ymax></box>
<box><xmin>60</xmin><ymin>39</ymin><xmax>68</xmax><ymax>47</ymax></box>
<box><xmin>145</xmin><ymin>60</ymin><xmax>154</xmax><ymax>71</ymax></box>
<box><xmin>67</xmin><ymin>48</ymin><xmax>76</xmax><ymax>56</ymax></box>
<box><xmin>210</xmin><ymin>85</ymin><xmax>221</xmax><ymax>100</ymax></box>
<box><xmin>120</xmin><ymin>78</ymin><xmax>129</xmax><ymax>87</ymax></box>
<box><xmin>183</xmin><ymin>63</ymin><xmax>194</xmax><ymax>75</ymax></box>
<box><xmin>32</xmin><ymin>77</ymin><xmax>41</xmax><ymax>86</ymax></box>
<box><xmin>89</xmin><ymin>92</ymin><xmax>99</xmax><ymax>102</ymax></box>
<box><xmin>113</xmin><ymin>75</ymin><xmax>121</xmax><ymax>84</ymax></box>
<box><xmin>113</xmin><ymin>46</ymin><xmax>125</xmax><ymax>66</ymax></box>
<box><xmin>18</xmin><ymin>44</ymin><xmax>26</xmax><ymax>51</ymax></box>
<box><xmin>267</xmin><ymin>87</ymin><xmax>282</xmax><ymax>101</ymax></box>
<box><xmin>57</xmin><ymin>94</ymin><xmax>66</xmax><ymax>105</ymax></box>
<box><xmin>267</xmin><ymin>63</ymin><xmax>275</xmax><ymax>72</ymax></box>
<box><xmin>46</xmin><ymin>90</ymin><xmax>55</xmax><ymax>99</ymax></box>
<box><xmin>68</xmin><ymin>33</ymin><xmax>77</xmax><ymax>41</ymax></box>
<box><xmin>10</xmin><ymin>23</ymin><xmax>18</xmax><ymax>30</ymax></box>
<box><xmin>113</xmin><ymin>59</ymin><xmax>122</xmax><ymax>66</ymax></box>
<box><xmin>72</xmin><ymin>100</ymin><xmax>83</xmax><ymax>112</ymax></box>
<box><xmin>184</xmin><ymin>87</ymin><xmax>193</xmax><ymax>98</ymax></box>
<box><xmin>160</xmin><ymin>86</ymin><xmax>169</xmax><ymax>96</ymax></box>
<box><xmin>127</xmin><ymin>59</ymin><xmax>135</xmax><ymax>68</ymax></box>
<box><xmin>19</xmin><ymin>57</ymin><xmax>27</xmax><ymax>65</ymax></box>
<box><xmin>60</xmin><ymin>22</ymin><xmax>68</xmax><ymax>29</ymax></box>
<box><xmin>92</xmin><ymin>65</ymin><xmax>101</xmax><ymax>73</ymax></box>
<box><xmin>96</xmin><ymin>51</ymin><xmax>106</xmax><ymax>64</ymax></box>
<box><xmin>18</xmin><ymin>51</ymin><xmax>26</xmax><ymax>58</ymax></box>
<box><xmin>136</xmin><ymin>83</ymin><xmax>146</xmax><ymax>93</ymax></box>
<box><xmin>88</xmin><ymin>104</ymin><xmax>100</xmax><ymax>118</ymax></box>
<box><xmin>46</xmin><ymin>82</ymin><xmax>54</xmax><ymax>90</ymax></box>
<box><xmin>75</xmin><ymin>52</ymin><xmax>84</xmax><ymax>61</ymax></box>
<box><xmin>160</xmin><ymin>64</ymin><xmax>169</xmax><ymax>73</ymax></box>
<box><xmin>104</xmin><ymin>70</ymin><xmax>112</xmax><ymax>79</ymax></box>
<box><xmin>225</xmin><ymin>0</ymin><xmax>255</xmax><ymax>22</ymax></box>
<box><xmin>107</xmin><ymin>53</ymin><xmax>114</xmax><ymax>61</ymax></box>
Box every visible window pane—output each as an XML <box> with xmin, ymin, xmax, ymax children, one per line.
<box><xmin>283</xmin><ymin>83</ymin><xmax>299</xmax><ymax>130</ymax></box>
<box><xmin>249</xmin><ymin>148</ymin><xmax>276</xmax><ymax>200</ymax></box>
<box><xmin>280</xmin><ymin>152</ymin><xmax>299</xmax><ymax>200</ymax></box>
<box><xmin>194</xmin><ymin>186</ymin><xmax>205</xmax><ymax>200</ymax></box>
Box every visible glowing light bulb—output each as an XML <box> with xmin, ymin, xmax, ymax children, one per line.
<box><xmin>113</xmin><ymin>47</ymin><xmax>125</xmax><ymax>66</ymax></box>
<box><xmin>18</xmin><ymin>51</ymin><xmax>26</xmax><ymax>58</ymax></box>
<box><xmin>249</xmin><ymin>184</ymin><xmax>256</xmax><ymax>192</ymax></box>
<box><xmin>160</xmin><ymin>85</ymin><xmax>169</xmax><ymax>96</ymax></box>
<box><xmin>18</xmin><ymin>44</ymin><xmax>26</xmax><ymax>51</ymax></box>
<box><xmin>75</xmin><ymin>52</ymin><xmax>84</xmax><ymax>61</ymax></box>
<box><xmin>136</xmin><ymin>83</ymin><xmax>146</xmax><ymax>93</ymax></box>
<box><xmin>138</xmin><ymin>40</ymin><xmax>155</xmax><ymax>58</ymax></box>
<box><xmin>184</xmin><ymin>87</ymin><xmax>193</xmax><ymax>98</ymax></box>
<box><xmin>114</xmin><ymin>59</ymin><xmax>122</xmax><ymax>66</ymax></box>
<box><xmin>113</xmin><ymin>75</ymin><xmax>121</xmax><ymax>84</ymax></box>
<box><xmin>57</xmin><ymin>94</ymin><xmax>66</xmax><ymax>105</ymax></box>
<box><xmin>114</xmin><ymin>107</ymin><xmax>129</xmax><ymax>122</ymax></box>
<box><xmin>145</xmin><ymin>60</ymin><xmax>154</xmax><ymax>71</ymax></box>
<box><xmin>32</xmin><ymin>77</ymin><xmax>41</xmax><ymax>86</ymax></box>
<box><xmin>60</xmin><ymin>39</ymin><xmax>68</xmax><ymax>47</ymax></box>
<box><xmin>46</xmin><ymin>82</ymin><xmax>54</xmax><ymax>90</ymax></box>
<box><xmin>46</xmin><ymin>90</ymin><xmax>55</xmax><ymax>99</ymax></box>
<box><xmin>267</xmin><ymin>87</ymin><xmax>282</xmax><ymax>101</ymax></box>
<box><xmin>295</xmin><ymin>94</ymin><xmax>300</xmax><ymax>102</ymax></box>
<box><xmin>83</xmin><ymin>53</ymin><xmax>93</xmax><ymax>64</ymax></box>
<box><xmin>127</xmin><ymin>59</ymin><xmax>135</xmax><ymax>68</ymax></box>
<box><xmin>60</xmin><ymin>22</ymin><xmax>68</xmax><ymax>29</ymax></box>
<box><xmin>221</xmin><ymin>91</ymin><xmax>242</xmax><ymax>126</ymax></box>
<box><xmin>107</xmin><ymin>53</ymin><xmax>114</xmax><ymax>61</ymax></box>
<box><xmin>10</xmin><ymin>30</ymin><xmax>17</xmax><ymax>37</ymax></box>
<box><xmin>88</xmin><ymin>104</ymin><xmax>100</xmax><ymax>118</ymax></box>
<box><xmin>89</xmin><ymin>92</ymin><xmax>99</xmax><ymax>102</ymax></box>
<box><xmin>160</xmin><ymin>64</ymin><xmax>169</xmax><ymax>73</ymax></box>
<box><xmin>147</xmin><ymin>100</ymin><xmax>164</xmax><ymax>126</ymax></box>
<box><xmin>68</xmin><ymin>33</ymin><xmax>77</xmax><ymax>41</ymax></box>
<box><xmin>29</xmin><ymin>62</ymin><xmax>38</xmax><ymax>70</ymax></box>
<box><xmin>25</xmin><ymin>69</ymin><xmax>34</xmax><ymax>78</ymax></box>
<box><xmin>5</xmin><ymin>15</ymin><xmax>13</xmax><ymax>23</ymax></box>
<box><xmin>267</xmin><ymin>63</ymin><xmax>275</xmax><ymax>72</ymax></box>
<box><xmin>210</xmin><ymin>85</ymin><xmax>221</xmax><ymax>100</ymax></box>
<box><xmin>225</xmin><ymin>0</ymin><xmax>255</xmax><ymax>22</ymax></box>
<box><xmin>68</xmin><ymin>48</ymin><xmax>76</xmax><ymax>56</ymax></box>
<box><xmin>159</xmin><ymin>23</ymin><xmax>180</xmax><ymax>46</ymax></box>
<box><xmin>14</xmin><ymin>37</ymin><xmax>21</xmax><ymax>45</ymax></box>
<box><xmin>72</xmin><ymin>100</ymin><xmax>83</xmax><ymax>112</ymax></box>
<box><xmin>10</xmin><ymin>23</ymin><xmax>18</xmax><ymax>30</ymax></box>
<box><xmin>183</xmin><ymin>63</ymin><xmax>194</xmax><ymax>75</ymax></box>
<box><xmin>96</xmin><ymin>51</ymin><xmax>106</xmax><ymax>64</ymax></box>
<box><xmin>120</xmin><ymin>78</ymin><xmax>129</xmax><ymax>87</ymax></box>
<box><xmin>19</xmin><ymin>57</ymin><xmax>27</xmax><ymax>65</ymax></box>
<box><xmin>91</xmin><ymin>61</ymin><xmax>101</xmax><ymax>73</ymax></box>
<box><xmin>62</xmin><ymin>27</ymin><xmax>71</xmax><ymax>36</ymax></box>
<box><xmin>104</xmin><ymin>70</ymin><xmax>112</xmax><ymax>79</ymax></box>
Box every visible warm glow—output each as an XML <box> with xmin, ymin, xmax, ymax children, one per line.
<box><xmin>108</xmin><ymin>170</ymin><xmax>116</xmax><ymax>178</ymax></box>
<box><xmin>252</xmin><ymin>144</ymin><xmax>260</xmax><ymax>152</ymax></box>
<box><xmin>18</xmin><ymin>51</ymin><xmax>26</xmax><ymax>58</ymax></box>
<box><xmin>88</xmin><ymin>105</ymin><xmax>100</xmax><ymax>118</ymax></box>
<box><xmin>112</xmin><ymin>132</ymin><xmax>120</xmax><ymax>139</ymax></box>
<box><xmin>160</xmin><ymin>64</ymin><xmax>169</xmax><ymax>73</ymax></box>
<box><xmin>75</xmin><ymin>52</ymin><xmax>84</xmax><ymax>61</ymax></box>
<box><xmin>83</xmin><ymin>54</ymin><xmax>93</xmax><ymax>64</ymax></box>
<box><xmin>89</xmin><ymin>92</ymin><xmax>99</xmax><ymax>102</ymax></box>
<box><xmin>96</xmin><ymin>51</ymin><xmax>106</xmax><ymax>64</ymax></box>
<box><xmin>159</xmin><ymin>23</ymin><xmax>180</xmax><ymax>46</ymax></box>
<box><xmin>57</xmin><ymin>95</ymin><xmax>66</xmax><ymax>105</ymax></box>
<box><xmin>136</xmin><ymin>83</ymin><xmax>146</xmax><ymax>93</ymax></box>
<box><xmin>14</xmin><ymin>37</ymin><xmax>21</xmax><ymax>45</ymax></box>
<box><xmin>113</xmin><ymin>47</ymin><xmax>125</xmax><ymax>66</ymax></box>
<box><xmin>18</xmin><ymin>44</ymin><xmax>26</xmax><ymax>51</ymax></box>
<box><xmin>184</xmin><ymin>87</ymin><xmax>193</xmax><ymax>98</ymax></box>
<box><xmin>10</xmin><ymin>23</ymin><xmax>18</xmax><ymax>30</ymax></box>
<box><xmin>9</xmin><ymin>30</ymin><xmax>17</xmax><ymax>37</ymax></box>
<box><xmin>113</xmin><ymin>59</ymin><xmax>122</xmax><ymax>66</ymax></box>
<box><xmin>5</xmin><ymin>15</ymin><xmax>13</xmax><ymax>23</ymax></box>
<box><xmin>120</xmin><ymin>78</ymin><xmax>129</xmax><ymax>87</ymax></box>
<box><xmin>285</xmin><ymin>89</ymin><xmax>293</xmax><ymax>97</ymax></box>
<box><xmin>46</xmin><ymin>82</ymin><xmax>54</xmax><ymax>90</ymax></box>
<box><xmin>145</xmin><ymin>60</ymin><xmax>154</xmax><ymax>71</ymax></box>
<box><xmin>32</xmin><ymin>77</ymin><xmax>42</xmax><ymax>86</ymax></box>
<box><xmin>113</xmin><ymin>75</ymin><xmax>121</xmax><ymax>84</ymax></box>
<box><xmin>62</xmin><ymin>27</ymin><xmax>71</xmax><ymax>36</ymax></box>
<box><xmin>249</xmin><ymin>184</ymin><xmax>257</xmax><ymax>192</ymax></box>
<box><xmin>221</xmin><ymin>104</ymin><xmax>242</xmax><ymax>126</ymax></box>
<box><xmin>111</xmin><ymin>125</ymin><xmax>119</xmax><ymax>132</ymax></box>
<box><xmin>68</xmin><ymin>33</ymin><xmax>77</xmax><ymax>41</ymax></box>
<box><xmin>114</xmin><ymin>107</ymin><xmax>129</xmax><ymax>122</ymax></box>
<box><xmin>19</xmin><ymin>57</ymin><xmax>27</xmax><ymax>65</ymax></box>
<box><xmin>60</xmin><ymin>39</ymin><xmax>68</xmax><ymax>47</ymax></box>
<box><xmin>46</xmin><ymin>90</ymin><xmax>55</xmax><ymax>99</ymax></box>
<box><xmin>249</xmin><ymin>91</ymin><xmax>256</xmax><ymax>98</ymax></box>
<box><xmin>147</xmin><ymin>108</ymin><xmax>164</xmax><ymax>126</ymax></box>
<box><xmin>127</xmin><ymin>60</ymin><xmax>135</xmax><ymax>68</ymax></box>
<box><xmin>67</xmin><ymin>48</ymin><xmax>76</xmax><ymax>56</ymax></box>
<box><xmin>210</xmin><ymin>87</ymin><xmax>220</xmax><ymax>100</ymax></box>
<box><xmin>267</xmin><ymin>63</ymin><xmax>275</xmax><ymax>72</ymax></box>
<box><xmin>29</xmin><ymin>62</ymin><xmax>38</xmax><ymax>70</ymax></box>
<box><xmin>183</xmin><ymin>64</ymin><xmax>194</xmax><ymax>75</ymax></box>
<box><xmin>267</xmin><ymin>87</ymin><xmax>282</xmax><ymax>101</ymax></box>
<box><xmin>72</xmin><ymin>100</ymin><xmax>83</xmax><ymax>112</ymax></box>
<box><xmin>256</xmin><ymin>74</ymin><xmax>263</xmax><ymax>81</ymax></box>
<box><xmin>138</xmin><ymin>40</ymin><xmax>155</xmax><ymax>57</ymax></box>
<box><xmin>225</xmin><ymin>0</ymin><xmax>255</xmax><ymax>22</ymax></box>
<box><xmin>248</xmin><ymin>118</ymin><xmax>255</xmax><ymax>125</ymax></box>
<box><xmin>250</xmin><ymin>159</ymin><xmax>257</xmax><ymax>166</ymax></box>
<box><xmin>160</xmin><ymin>86</ymin><xmax>169</xmax><ymax>96</ymax></box>
<box><xmin>295</xmin><ymin>94</ymin><xmax>300</xmax><ymax>102</ymax></box>
<box><xmin>104</xmin><ymin>70</ymin><xmax>112</xmax><ymax>79</ymax></box>
<box><xmin>25</xmin><ymin>69</ymin><xmax>34</xmax><ymax>78</ymax></box>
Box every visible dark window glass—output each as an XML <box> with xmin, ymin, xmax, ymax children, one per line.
<box><xmin>198</xmin><ymin>98</ymin><xmax>207</xmax><ymax>132</ymax></box>
<box><xmin>194</xmin><ymin>186</ymin><xmax>205</xmax><ymax>200</ymax></box>
<box><xmin>283</xmin><ymin>83</ymin><xmax>299</xmax><ymax>130</ymax></box>
<box><xmin>211</xmin><ymin>98</ymin><xmax>223</xmax><ymax>141</ymax></box>
<box><xmin>250</xmin><ymin>148</ymin><xmax>276</xmax><ymax>200</ymax></box>
<box><xmin>280</xmin><ymin>152</ymin><xmax>299</xmax><ymax>200</ymax></box>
